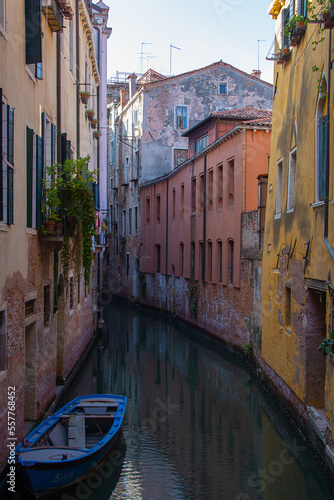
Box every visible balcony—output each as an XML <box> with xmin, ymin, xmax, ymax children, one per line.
<box><xmin>42</xmin><ymin>0</ymin><xmax>63</xmax><ymax>32</ymax></box>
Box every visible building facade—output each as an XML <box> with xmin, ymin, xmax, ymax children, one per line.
<box><xmin>139</xmin><ymin>108</ymin><xmax>271</xmax><ymax>347</ymax></box>
<box><xmin>105</xmin><ymin>62</ymin><xmax>273</xmax><ymax>300</ymax></box>
<box><xmin>0</xmin><ymin>0</ymin><xmax>110</xmax><ymax>472</ymax></box>
<box><xmin>262</xmin><ymin>0</ymin><xmax>334</xmax><ymax>467</ymax></box>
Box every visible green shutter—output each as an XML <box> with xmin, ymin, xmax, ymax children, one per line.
<box><xmin>25</xmin><ymin>0</ymin><xmax>42</xmax><ymax>65</ymax></box>
<box><xmin>298</xmin><ymin>0</ymin><xmax>307</xmax><ymax>17</ymax></box>
<box><xmin>318</xmin><ymin>115</ymin><xmax>328</xmax><ymax>201</ymax></box>
<box><xmin>282</xmin><ymin>8</ymin><xmax>290</xmax><ymax>48</ymax></box>
<box><xmin>51</xmin><ymin>123</ymin><xmax>56</xmax><ymax>165</ymax></box>
<box><xmin>26</xmin><ymin>126</ymin><xmax>34</xmax><ymax>227</ymax></box>
<box><xmin>36</xmin><ymin>135</ymin><xmax>43</xmax><ymax>229</ymax></box>
<box><xmin>7</xmin><ymin>166</ymin><xmax>13</xmax><ymax>225</ymax></box>
<box><xmin>41</xmin><ymin>112</ymin><xmax>46</xmax><ymax>172</ymax></box>
<box><xmin>7</xmin><ymin>106</ymin><xmax>14</xmax><ymax>165</ymax></box>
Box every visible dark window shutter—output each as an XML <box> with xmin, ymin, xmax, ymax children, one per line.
<box><xmin>7</xmin><ymin>105</ymin><xmax>14</xmax><ymax>165</ymax></box>
<box><xmin>298</xmin><ymin>0</ymin><xmax>307</xmax><ymax>17</ymax></box>
<box><xmin>51</xmin><ymin>123</ymin><xmax>56</xmax><ymax>165</ymax></box>
<box><xmin>66</xmin><ymin>139</ymin><xmax>71</xmax><ymax>160</ymax></box>
<box><xmin>26</xmin><ymin>126</ymin><xmax>34</xmax><ymax>227</ymax></box>
<box><xmin>41</xmin><ymin>112</ymin><xmax>46</xmax><ymax>172</ymax></box>
<box><xmin>36</xmin><ymin>134</ymin><xmax>43</xmax><ymax>229</ymax></box>
<box><xmin>0</xmin><ymin>90</ymin><xmax>3</xmax><ymax>221</ymax></box>
<box><xmin>61</xmin><ymin>132</ymin><xmax>67</xmax><ymax>165</ymax></box>
<box><xmin>7</xmin><ymin>166</ymin><xmax>13</xmax><ymax>225</ymax></box>
<box><xmin>282</xmin><ymin>8</ymin><xmax>290</xmax><ymax>47</ymax></box>
<box><xmin>318</xmin><ymin>115</ymin><xmax>327</xmax><ymax>201</ymax></box>
<box><xmin>25</xmin><ymin>0</ymin><xmax>42</xmax><ymax>65</ymax></box>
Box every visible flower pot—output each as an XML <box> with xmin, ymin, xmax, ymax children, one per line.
<box><xmin>42</xmin><ymin>221</ymin><xmax>55</xmax><ymax>233</ymax></box>
<box><xmin>80</xmin><ymin>92</ymin><xmax>89</xmax><ymax>105</ymax></box>
<box><xmin>323</xmin><ymin>10</ymin><xmax>334</xmax><ymax>29</ymax></box>
<box><xmin>91</xmin><ymin>119</ymin><xmax>97</xmax><ymax>129</ymax></box>
<box><xmin>93</xmin><ymin>131</ymin><xmax>101</xmax><ymax>139</ymax></box>
<box><xmin>86</xmin><ymin>111</ymin><xmax>94</xmax><ymax>121</ymax></box>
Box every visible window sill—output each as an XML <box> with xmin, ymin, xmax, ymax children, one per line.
<box><xmin>285</xmin><ymin>327</ymin><xmax>291</xmax><ymax>335</ymax></box>
<box><xmin>286</xmin><ymin>208</ymin><xmax>294</xmax><ymax>214</ymax></box>
<box><xmin>0</xmin><ymin>224</ymin><xmax>9</xmax><ymax>232</ymax></box>
<box><xmin>274</xmin><ymin>213</ymin><xmax>281</xmax><ymax>220</ymax></box>
<box><xmin>25</xmin><ymin>65</ymin><xmax>37</xmax><ymax>83</ymax></box>
<box><xmin>0</xmin><ymin>370</ymin><xmax>8</xmax><ymax>383</ymax></box>
<box><xmin>26</xmin><ymin>228</ymin><xmax>38</xmax><ymax>235</ymax></box>
<box><xmin>0</xmin><ymin>25</ymin><xmax>8</xmax><ymax>40</ymax></box>
<box><xmin>312</xmin><ymin>201</ymin><xmax>325</xmax><ymax>209</ymax></box>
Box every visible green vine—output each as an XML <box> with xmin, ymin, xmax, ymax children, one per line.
<box><xmin>318</xmin><ymin>331</ymin><xmax>334</xmax><ymax>356</ymax></box>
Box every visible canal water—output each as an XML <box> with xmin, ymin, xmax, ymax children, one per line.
<box><xmin>60</xmin><ymin>300</ymin><xmax>334</xmax><ymax>500</ymax></box>
<box><xmin>4</xmin><ymin>300</ymin><xmax>334</xmax><ymax>500</ymax></box>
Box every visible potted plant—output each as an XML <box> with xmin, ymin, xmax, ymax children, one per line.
<box><xmin>90</xmin><ymin>118</ymin><xmax>98</xmax><ymax>129</ymax></box>
<box><xmin>276</xmin><ymin>46</ymin><xmax>291</xmax><ymax>64</ymax></box>
<box><xmin>86</xmin><ymin>109</ymin><xmax>95</xmax><ymax>121</ymax></box>
<box><xmin>80</xmin><ymin>90</ymin><xmax>90</xmax><ymax>105</ymax></box>
<box><xmin>93</xmin><ymin>130</ymin><xmax>102</xmax><ymax>139</ymax></box>
<box><xmin>285</xmin><ymin>14</ymin><xmax>307</xmax><ymax>46</ymax></box>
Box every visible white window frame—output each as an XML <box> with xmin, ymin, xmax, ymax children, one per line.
<box><xmin>219</xmin><ymin>81</ymin><xmax>228</xmax><ymax>95</ymax></box>
<box><xmin>174</xmin><ymin>105</ymin><xmax>188</xmax><ymax>130</ymax></box>
<box><xmin>287</xmin><ymin>147</ymin><xmax>297</xmax><ymax>213</ymax></box>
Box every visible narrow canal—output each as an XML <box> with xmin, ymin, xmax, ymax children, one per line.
<box><xmin>5</xmin><ymin>300</ymin><xmax>334</xmax><ymax>500</ymax></box>
<box><xmin>58</xmin><ymin>299</ymin><xmax>334</xmax><ymax>500</ymax></box>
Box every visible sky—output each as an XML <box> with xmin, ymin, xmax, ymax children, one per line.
<box><xmin>102</xmin><ymin>0</ymin><xmax>276</xmax><ymax>85</ymax></box>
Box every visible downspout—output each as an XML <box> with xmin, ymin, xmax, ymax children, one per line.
<box><xmin>56</xmin><ymin>32</ymin><xmax>61</xmax><ymax>162</ymax></box>
<box><xmin>202</xmin><ymin>154</ymin><xmax>207</xmax><ymax>284</ymax></box>
<box><xmin>166</xmin><ymin>178</ymin><xmax>169</xmax><ymax>280</ymax></box>
<box><xmin>324</xmin><ymin>28</ymin><xmax>334</xmax><ymax>262</ymax></box>
<box><xmin>76</xmin><ymin>0</ymin><xmax>80</xmax><ymax>157</ymax></box>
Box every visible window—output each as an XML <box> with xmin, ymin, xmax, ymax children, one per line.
<box><xmin>287</xmin><ymin>148</ymin><xmax>296</xmax><ymax>211</ymax></box>
<box><xmin>135</xmin><ymin>206</ymin><xmax>138</xmax><ymax>233</ymax></box>
<box><xmin>195</xmin><ymin>135</ymin><xmax>208</xmax><ymax>154</ymax></box>
<box><xmin>276</xmin><ymin>158</ymin><xmax>283</xmax><ymax>216</ymax></box>
<box><xmin>43</xmin><ymin>285</ymin><xmax>50</xmax><ymax>327</ymax></box>
<box><xmin>219</xmin><ymin>82</ymin><xmax>228</xmax><ymax>94</ymax></box>
<box><xmin>191</xmin><ymin>178</ymin><xmax>196</xmax><ymax>214</ymax></box>
<box><xmin>228</xmin><ymin>239</ymin><xmax>234</xmax><ymax>285</ymax></box>
<box><xmin>42</xmin><ymin>113</ymin><xmax>56</xmax><ymax>170</ymax></box>
<box><xmin>156</xmin><ymin>244</ymin><xmax>161</xmax><ymax>273</ymax></box>
<box><xmin>172</xmin><ymin>189</ymin><xmax>176</xmax><ymax>220</ymax></box>
<box><xmin>0</xmin><ymin>309</ymin><xmax>7</xmax><ymax>371</ymax></box>
<box><xmin>146</xmin><ymin>198</ymin><xmax>150</xmax><ymax>225</ymax></box>
<box><xmin>134</xmin><ymin>109</ymin><xmax>138</xmax><ymax>127</ymax></box>
<box><xmin>218</xmin><ymin>163</ymin><xmax>223</xmax><ymax>208</ymax></box>
<box><xmin>0</xmin><ymin>0</ymin><xmax>5</xmax><ymax>31</ymax></box>
<box><xmin>124</xmin><ymin>157</ymin><xmax>129</xmax><ymax>185</ymax></box>
<box><xmin>180</xmin><ymin>242</ymin><xmax>184</xmax><ymax>276</ymax></box>
<box><xmin>228</xmin><ymin>159</ymin><xmax>234</xmax><ymax>207</ymax></box>
<box><xmin>129</xmin><ymin>208</ymin><xmax>132</xmax><ymax>235</ymax></box>
<box><xmin>156</xmin><ymin>195</ymin><xmax>161</xmax><ymax>223</ymax></box>
<box><xmin>208</xmin><ymin>169</ymin><xmax>213</xmax><ymax>211</ymax></box>
<box><xmin>208</xmin><ymin>241</ymin><xmax>212</xmax><ymax>282</ymax></box>
<box><xmin>316</xmin><ymin>80</ymin><xmax>327</xmax><ymax>203</ymax></box>
<box><xmin>175</xmin><ymin>106</ymin><xmax>187</xmax><ymax>130</ymax></box>
<box><xmin>173</xmin><ymin>148</ymin><xmax>188</xmax><ymax>168</ymax></box>
<box><xmin>1</xmin><ymin>99</ymin><xmax>14</xmax><ymax>224</ymax></box>
<box><xmin>282</xmin><ymin>7</ymin><xmax>290</xmax><ymax>48</ymax></box>
<box><xmin>181</xmin><ymin>183</ymin><xmax>184</xmax><ymax>217</ymax></box>
<box><xmin>122</xmin><ymin>209</ymin><xmax>126</xmax><ymax>235</ymax></box>
<box><xmin>199</xmin><ymin>241</ymin><xmax>204</xmax><ymax>280</ymax></box>
<box><xmin>218</xmin><ymin>241</ymin><xmax>223</xmax><ymax>283</ymax></box>
<box><xmin>199</xmin><ymin>174</ymin><xmax>204</xmax><ymax>213</ymax></box>
<box><xmin>190</xmin><ymin>242</ymin><xmax>195</xmax><ymax>279</ymax></box>
<box><xmin>25</xmin><ymin>0</ymin><xmax>43</xmax><ymax>77</ymax></box>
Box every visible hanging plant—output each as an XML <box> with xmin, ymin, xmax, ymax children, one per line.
<box><xmin>86</xmin><ymin>109</ymin><xmax>95</xmax><ymax>121</ymax></box>
<box><xmin>80</xmin><ymin>91</ymin><xmax>90</xmax><ymax>105</ymax></box>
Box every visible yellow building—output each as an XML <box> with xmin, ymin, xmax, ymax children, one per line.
<box><xmin>263</xmin><ymin>0</ymin><xmax>334</xmax><ymax>466</ymax></box>
<box><xmin>0</xmin><ymin>0</ymin><xmax>110</xmax><ymax>472</ymax></box>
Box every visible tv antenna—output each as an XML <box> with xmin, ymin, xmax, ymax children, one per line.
<box><xmin>170</xmin><ymin>44</ymin><xmax>181</xmax><ymax>76</ymax></box>
<box><xmin>257</xmin><ymin>40</ymin><xmax>266</xmax><ymax>71</ymax></box>
<box><xmin>138</xmin><ymin>41</ymin><xmax>152</xmax><ymax>73</ymax></box>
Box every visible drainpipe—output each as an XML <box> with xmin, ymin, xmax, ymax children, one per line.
<box><xmin>202</xmin><ymin>154</ymin><xmax>207</xmax><ymax>284</ymax></box>
<box><xmin>324</xmin><ymin>29</ymin><xmax>334</xmax><ymax>262</ymax></box>
<box><xmin>166</xmin><ymin>178</ymin><xmax>169</xmax><ymax>280</ymax></box>
<box><xmin>56</xmin><ymin>32</ymin><xmax>61</xmax><ymax>162</ymax></box>
<box><xmin>76</xmin><ymin>0</ymin><xmax>80</xmax><ymax>157</ymax></box>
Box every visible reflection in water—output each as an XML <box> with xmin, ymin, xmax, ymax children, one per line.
<box><xmin>4</xmin><ymin>300</ymin><xmax>334</xmax><ymax>500</ymax></box>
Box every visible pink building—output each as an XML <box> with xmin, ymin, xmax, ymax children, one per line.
<box><xmin>140</xmin><ymin>107</ymin><xmax>271</xmax><ymax>348</ymax></box>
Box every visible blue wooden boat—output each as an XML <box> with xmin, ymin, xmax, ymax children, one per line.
<box><xmin>15</xmin><ymin>394</ymin><xmax>127</xmax><ymax>497</ymax></box>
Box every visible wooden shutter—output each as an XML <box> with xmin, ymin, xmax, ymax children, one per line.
<box><xmin>282</xmin><ymin>8</ymin><xmax>290</xmax><ymax>48</ymax></box>
<box><xmin>0</xmin><ymin>89</ymin><xmax>2</xmax><ymax>221</ymax></box>
<box><xmin>7</xmin><ymin>106</ymin><xmax>14</xmax><ymax>165</ymax></box>
<box><xmin>41</xmin><ymin>112</ymin><xmax>46</xmax><ymax>172</ymax></box>
<box><xmin>51</xmin><ymin>123</ymin><xmax>56</xmax><ymax>165</ymax></box>
<box><xmin>318</xmin><ymin>115</ymin><xmax>327</xmax><ymax>201</ymax></box>
<box><xmin>7</xmin><ymin>165</ymin><xmax>13</xmax><ymax>225</ymax></box>
<box><xmin>36</xmin><ymin>135</ymin><xmax>43</xmax><ymax>229</ymax></box>
<box><xmin>25</xmin><ymin>0</ymin><xmax>42</xmax><ymax>65</ymax></box>
<box><xmin>61</xmin><ymin>132</ymin><xmax>67</xmax><ymax>165</ymax></box>
<box><xmin>26</xmin><ymin>126</ymin><xmax>34</xmax><ymax>227</ymax></box>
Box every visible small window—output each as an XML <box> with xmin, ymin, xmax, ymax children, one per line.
<box><xmin>219</xmin><ymin>82</ymin><xmax>228</xmax><ymax>95</ymax></box>
<box><xmin>122</xmin><ymin>209</ymin><xmax>126</xmax><ymax>235</ymax></box>
<box><xmin>173</xmin><ymin>148</ymin><xmax>188</xmax><ymax>168</ymax></box>
<box><xmin>175</xmin><ymin>106</ymin><xmax>187</xmax><ymax>130</ymax></box>
<box><xmin>287</xmin><ymin>148</ymin><xmax>297</xmax><ymax>212</ymax></box>
<box><xmin>228</xmin><ymin>240</ymin><xmax>234</xmax><ymax>285</ymax></box>
<box><xmin>25</xmin><ymin>299</ymin><xmax>35</xmax><ymax>317</ymax></box>
<box><xmin>218</xmin><ymin>241</ymin><xmax>223</xmax><ymax>283</ymax></box>
<box><xmin>228</xmin><ymin>159</ymin><xmax>234</xmax><ymax>207</ymax></box>
<box><xmin>217</xmin><ymin>163</ymin><xmax>223</xmax><ymax>208</ymax></box>
<box><xmin>129</xmin><ymin>208</ymin><xmax>132</xmax><ymax>235</ymax></box>
<box><xmin>208</xmin><ymin>241</ymin><xmax>212</xmax><ymax>282</ymax></box>
<box><xmin>172</xmin><ymin>189</ymin><xmax>176</xmax><ymax>220</ymax></box>
<box><xmin>208</xmin><ymin>169</ymin><xmax>213</xmax><ymax>211</ymax></box>
<box><xmin>276</xmin><ymin>158</ymin><xmax>283</xmax><ymax>216</ymax></box>
<box><xmin>181</xmin><ymin>184</ymin><xmax>185</xmax><ymax>217</ymax></box>
<box><xmin>180</xmin><ymin>242</ymin><xmax>184</xmax><ymax>276</ymax></box>
<box><xmin>191</xmin><ymin>178</ymin><xmax>196</xmax><ymax>214</ymax></box>
<box><xmin>190</xmin><ymin>241</ymin><xmax>195</xmax><ymax>279</ymax></box>
<box><xmin>146</xmin><ymin>198</ymin><xmax>150</xmax><ymax>225</ymax></box>
<box><xmin>156</xmin><ymin>244</ymin><xmax>161</xmax><ymax>273</ymax></box>
<box><xmin>199</xmin><ymin>175</ymin><xmax>204</xmax><ymax>213</ymax></box>
<box><xmin>44</xmin><ymin>285</ymin><xmax>50</xmax><ymax>327</ymax></box>
<box><xmin>195</xmin><ymin>135</ymin><xmax>208</xmax><ymax>154</ymax></box>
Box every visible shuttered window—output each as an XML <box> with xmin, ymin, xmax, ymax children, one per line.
<box><xmin>318</xmin><ymin>115</ymin><xmax>327</xmax><ymax>201</ymax></box>
<box><xmin>298</xmin><ymin>0</ymin><xmax>307</xmax><ymax>17</ymax></box>
<box><xmin>61</xmin><ymin>132</ymin><xmax>71</xmax><ymax>165</ymax></box>
<box><xmin>36</xmin><ymin>135</ymin><xmax>43</xmax><ymax>229</ymax></box>
<box><xmin>1</xmin><ymin>96</ymin><xmax>14</xmax><ymax>225</ymax></box>
<box><xmin>282</xmin><ymin>8</ymin><xmax>290</xmax><ymax>48</ymax></box>
<box><xmin>26</xmin><ymin>126</ymin><xmax>34</xmax><ymax>227</ymax></box>
<box><xmin>25</xmin><ymin>0</ymin><xmax>42</xmax><ymax>65</ymax></box>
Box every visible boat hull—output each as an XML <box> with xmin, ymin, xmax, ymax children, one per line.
<box><xmin>15</xmin><ymin>394</ymin><xmax>127</xmax><ymax>496</ymax></box>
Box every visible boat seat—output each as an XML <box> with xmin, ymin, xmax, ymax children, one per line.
<box><xmin>49</xmin><ymin>422</ymin><xmax>68</xmax><ymax>446</ymax></box>
<box><xmin>68</xmin><ymin>415</ymin><xmax>86</xmax><ymax>449</ymax></box>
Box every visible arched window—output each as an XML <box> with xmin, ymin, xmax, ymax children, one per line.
<box><xmin>228</xmin><ymin>239</ymin><xmax>234</xmax><ymax>285</ymax></box>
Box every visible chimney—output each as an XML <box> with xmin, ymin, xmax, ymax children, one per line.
<box><xmin>251</xmin><ymin>69</ymin><xmax>261</xmax><ymax>79</ymax></box>
<box><xmin>127</xmin><ymin>73</ymin><xmax>137</xmax><ymax>99</ymax></box>
<box><xmin>120</xmin><ymin>88</ymin><xmax>126</xmax><ymax>108</ymax></box>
